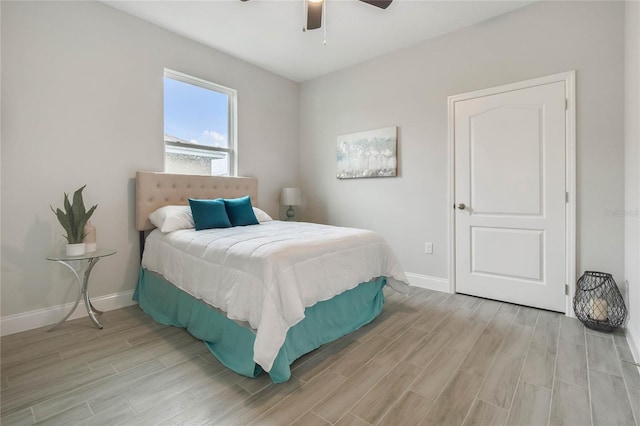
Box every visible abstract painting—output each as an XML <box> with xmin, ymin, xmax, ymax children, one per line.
<box><xmin>337</xmin><ymin>126</ymin><xmax>397</xmax><ymax>179</ymax></box>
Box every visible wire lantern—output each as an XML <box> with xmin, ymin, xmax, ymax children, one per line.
<box><xmin>574</xmin><ymin>271</ymin><xmax>627</xmax><ymax>332</ymax></box>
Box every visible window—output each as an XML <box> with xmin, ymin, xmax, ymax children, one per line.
<box><xmin>164</xmin><ymin>69</ymin><xmax>237</xmax><ymax>176</ymax></box>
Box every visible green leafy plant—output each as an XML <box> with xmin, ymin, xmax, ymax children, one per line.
<box><xmin>50</xmin><ymin>185</ymin><xmax>97</xmax><ymax>244</ymax></box>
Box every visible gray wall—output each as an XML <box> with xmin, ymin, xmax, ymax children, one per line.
<box><xmin>1</xmin><ymin>1</ymin><xmax>299</xmax><ymax>317</ymax></box>
<box><xmin>1</xmin><ymin>0</ymin><xmax>633</xmax><ymax>338</ymax></box>
<box><xmin>625</xmin><ymin>0</ymin><xmax>640</xmax><ymax>357</ymax></box>
<box><xmin>299</xmin><ymin>1</ymin><xmax>625</xmax><ymax>290</ymax></box>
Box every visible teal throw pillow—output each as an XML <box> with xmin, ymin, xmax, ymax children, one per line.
<box><xmin>188</xmin><ymin>198</ymin><xmax>232</xmax><ymax>230</ymax></box>
<box><xmin>224</xmin><ymin>196</ymin><xmax>259</xmax><ymax>226</ymax></box>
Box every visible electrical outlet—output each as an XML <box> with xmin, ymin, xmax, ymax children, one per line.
<box><xmin>425</xmin><ymin>242</ymin><xmax>433</xmax><ymax>254</ymax></box>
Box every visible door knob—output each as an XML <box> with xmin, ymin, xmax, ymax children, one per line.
<box><xmin>457</xmin><ymin>203</ymin><xmax>466</xmax><ymax>210</ymax></box>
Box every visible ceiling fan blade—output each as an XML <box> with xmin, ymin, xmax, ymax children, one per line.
<box><xmin>306</xmin><ymin>0</ymin><xmax>323</xmax><ymax>30</ymax></box>
<box><xmin>359</xmin><ymin>0</ymin><xmax>392</xmax><ymax>9</ymax></box>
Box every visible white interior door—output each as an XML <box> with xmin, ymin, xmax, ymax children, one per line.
<box><xmin>454</xmin><ymin>80</ymin><xmax>567</xmax><ymax>312</ymax></box>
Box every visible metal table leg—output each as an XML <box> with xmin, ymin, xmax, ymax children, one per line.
<box><xmin>83</xmin><ymin>258</ymin><xmax>103</xmax><ymax>328</ymax></box>
<box><xmin>47</xmin><ymin>260</ymin><xmax>83</xmax><ymax>332</ymax></box>
<box><xmin>47</xmin><ymin>257</ymin><xmax>103</xmax><ymax>331</ymax></box>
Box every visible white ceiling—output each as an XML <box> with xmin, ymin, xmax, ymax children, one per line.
<box><xmin>103</xmin><ymin>0</ymin><xmax>534</xmax><ymax>82</ymax></box>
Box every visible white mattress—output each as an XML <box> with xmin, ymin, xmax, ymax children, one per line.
<box><xmin>141</xmin><ymin>220</ymin><xmax>410</xmax><ymax>372</ymax></box>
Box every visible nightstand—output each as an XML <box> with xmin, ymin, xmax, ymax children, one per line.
<box><xmin>46</xmin><ymin>248</ymin><xmax>116</xmax><ymax>331</ymax></box>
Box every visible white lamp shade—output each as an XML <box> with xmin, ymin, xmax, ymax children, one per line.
<box><xmin>280</xmin><ymin>187</ymin><xmax>302</xmax><ymax>206</ymax></box>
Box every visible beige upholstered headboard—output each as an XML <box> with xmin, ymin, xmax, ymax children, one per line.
<box><xmin>136</xmin><ymin>171</ymin><xmax>258</xmax><ymax>231</ymax></box>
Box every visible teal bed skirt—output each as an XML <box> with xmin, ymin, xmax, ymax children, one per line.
<box><xmin>134</xmin><ymin>268</ymin><xmax>386</xmax><ymax>383</ymax></box>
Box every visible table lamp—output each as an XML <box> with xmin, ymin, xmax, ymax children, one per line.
<box><xmin>280</xmin><ymin>187</ymin><xmax>302</xmax><ymax>221</ymax></box>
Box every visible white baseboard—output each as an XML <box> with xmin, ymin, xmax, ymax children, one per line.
<box><xmin>626</xmin><ymin>322</ymin><xmax>640</xmax><ymax>364</ymax></box>
<box><xmin>405</xmin><ymin>272</ymin><xmax>451</xmax><ymax>293</ymax></box>
<box><xmin>0</xmin><ymin>290</ymin><xmax>137</xmax><ymax>336</ymax></box>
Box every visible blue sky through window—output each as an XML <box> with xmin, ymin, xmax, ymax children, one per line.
<box><xmin>164</xmin><ymin>77</ymin><xmax>229</xmax><ymax>148</ymax></box>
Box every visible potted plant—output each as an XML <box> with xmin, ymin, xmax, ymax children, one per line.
<box><xmin>51</xmin><ymin>185</ymin><xmax>97</xmax><ymax>256</ymax></box>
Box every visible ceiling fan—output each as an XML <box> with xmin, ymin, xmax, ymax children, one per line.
<box><xmin>305</xmin><ymin>0</ymin><xmax>392</xmax><ymax>30</ymax></box>
<box><xmin>241</xmin><ymin>0</ymin><xmax>393</xmax><ymax>31</ymax></box>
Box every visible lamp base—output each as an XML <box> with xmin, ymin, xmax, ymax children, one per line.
<box><xmin>286</xmin><ymin>205</ymin><xmax>296</xmax><ymax>221</ymax></box>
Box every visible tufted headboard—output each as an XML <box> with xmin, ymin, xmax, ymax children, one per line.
<box><xmin>136</xmin><ymin>171</ymin><xmax>258</xmax><ymax>232</ymax></box>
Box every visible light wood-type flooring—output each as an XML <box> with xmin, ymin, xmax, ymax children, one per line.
<box><xmin>1</xmin><ymin>287</ymin><xmax>639</xmax><ymax>425</ymax></box>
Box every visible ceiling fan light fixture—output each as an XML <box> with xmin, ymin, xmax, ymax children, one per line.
<box><xmin>306</xmin><ymin>0</ymin><xmax>323</xmax><ymax>31</ymax></box>
<box><xmin>298</xmin><ymin>0</ymin><xmax>392</xmax><ymax>36</ymax></box>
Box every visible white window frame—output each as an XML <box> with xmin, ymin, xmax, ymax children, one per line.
<box><xmin>163</xmin><ymin>69</ymin><xmax>238</xmax><ymax>176</ymax></box>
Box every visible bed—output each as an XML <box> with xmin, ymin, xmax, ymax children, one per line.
<box><xmin>134</xmin><ymin>171</ymin><xmax>410</xmax><ymax>383</ymax></box>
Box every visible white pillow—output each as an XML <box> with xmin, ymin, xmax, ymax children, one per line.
<box><xmin>149</xmin><ymin>205</ymin><xmax>194</xmax><ymax>232</ymax></box>
<box><xmin>253</xmin><ymin>207</ymin><xmax>273</xmax><ymax>223</ymax></box>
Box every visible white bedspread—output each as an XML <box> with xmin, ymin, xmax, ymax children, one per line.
<box><xmin>141</xmin><ymin>220</ymin><xmax>410</xmax><ymax>372</ymax></box>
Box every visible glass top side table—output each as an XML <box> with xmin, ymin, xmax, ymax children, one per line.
<box><xmin>46</xmin><ymin>248</ymin><xmax>116</xmax><ymax>331</ymax></box>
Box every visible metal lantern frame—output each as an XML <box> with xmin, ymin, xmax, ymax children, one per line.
<box><xmin>573</xmin><ymin>271</ymin><xmax>627</xmax><ymax>332</ymax></box>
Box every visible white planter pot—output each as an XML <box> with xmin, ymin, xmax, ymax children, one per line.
<box><xmin>66</xmin><ymin>243</ymin><xmax>86</xmax><ymax>257</ymax></box>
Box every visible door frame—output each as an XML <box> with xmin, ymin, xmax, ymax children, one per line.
<box><xmin>447</xmin><ymin>71</ymin><xmax>577</xmax><ymax>316</ymax></box>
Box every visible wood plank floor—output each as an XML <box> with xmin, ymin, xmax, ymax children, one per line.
<box><xmin>1</xmin><ymin>287</ymin><xmax>639</xmax><ymax>426</ymax></box>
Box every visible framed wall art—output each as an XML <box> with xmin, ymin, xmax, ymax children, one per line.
<box><xmin>337</xmin><ymin>126</ymin><xmax>397</xmax><ymax>179</ymax></box>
